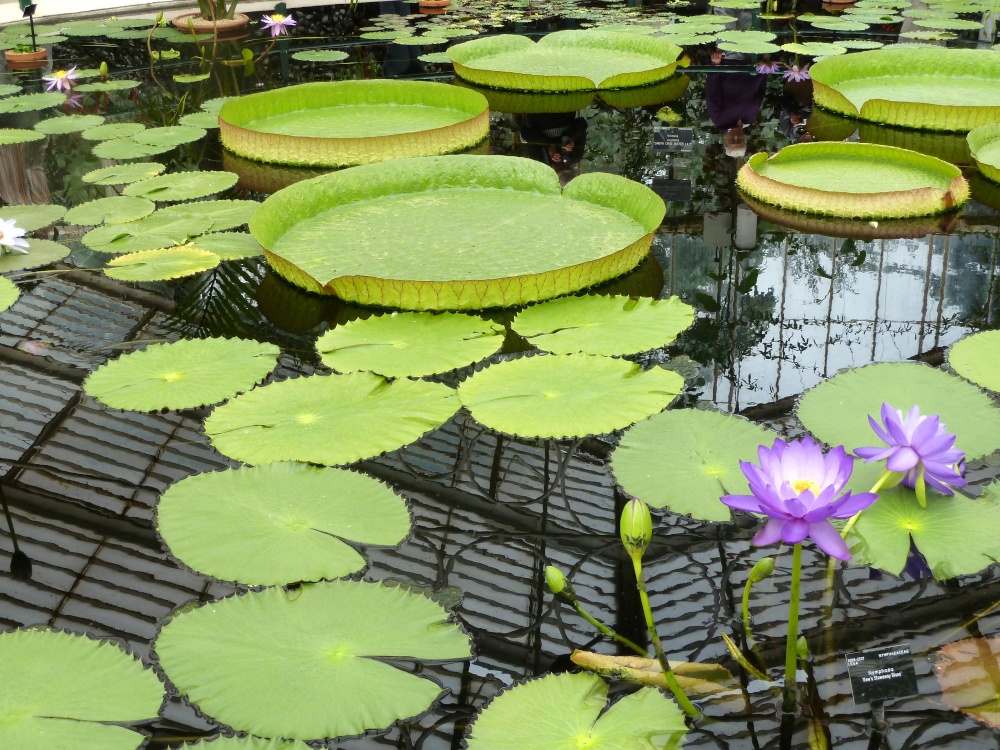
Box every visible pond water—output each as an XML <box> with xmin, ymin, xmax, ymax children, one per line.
<box><xmin>1</xmin><ymin>1</ymin><xmax>1000</xmax><ymax>748</ymax></box>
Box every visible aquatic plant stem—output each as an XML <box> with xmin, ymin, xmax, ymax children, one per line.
<box><xmin>783</xmin><ymin>544</ymin><xmax>803</xmax><ymax>714</ymax></box>
<box><xmin>631</xmin><ymin>555</ymin><xmax>701</xmax><ymax>719</ymax></box>
<box><xmin>571</xmin><ymin>601</ymin><xmax>647</xmax><ymax>656</ymax></box>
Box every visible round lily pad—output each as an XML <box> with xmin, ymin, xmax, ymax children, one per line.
<box><xmin>0</xmin><ymin>92</ymin><xmax>65</xmax><ymax>114</ymax></box>
<box><xmin>83</xmin><ymin>162</ymin><xmax>167</xmax><ymax>186</ymax></box>
<box><xmin>179</xmin><ymin>111</ymin><xmax>219</xmax><ymax>129</ymax></box>
<box><xmin>913</xmin><ymin>16</ymin><xmax>983</xmax><ymax>28</ymax></box>
<box><xmin>0</xmin><ymin>84</ymin><xmax>19</xmax><ymax>97</ymax></box>
<box><xmin>0</xmin><ymin>204</ymin><xmax>66</xmax><ymax>231</ymax></box>
<box><xmin>76</xmin><ymin>80</ymin><xmax>140</xmax><ymax>92</ymax></box>
<box><xmin>132</xmin><ymin>125</ymin><xmax>207</xmax><ymax>149</ymax></box>
<box><xmin>82</xmin><ymin>122</ymin><xmax>146</xmax><ymax>141</ymax></box>
<box><xmin>185</xmin><ymin>231</ymin><xmax>263</xmax><ymax>260</ymax></box>
<box><xmin>418</xmin><ymin>52</ymin><xmax>451</xmax><ymax>63</ymax></box>
<box><xmin>159</xmin><ymin>199</ymin><xmax>259</xmax><ymax>231</ymax></box>
<box><xmin>92</xmin><ymin>137</ymin><xmax>175</xmax><ymax>161</ymax></box>
<box><xmin>154</xmin><ymin>581</ymin><xmax>473</xmax><ymax>740</ymax></box>
<box><xmin>781</xmin><ymin>41</ymin><xmax>848</xmax><ymax>56</ymax></box>
<box><xmin>458</xmin><ymin>354</ymin><xmax>683</xmax><ymax>438</ymax></box>
<box><xmin>797</xmin><ymin>362</ymin><xmax>1000</xmax><ymax>460</ymax></box>
<box><xmin>173</xmin><ymin>73</ymin><xmax>210</xmax><ymax>83</ymax></box>
<box><xmin>611</xmin><ymin>408</ymin><xmax>777</xmax><ymax>521</ymax></box>
<box><xmin>0</xmin><ymin>276</ymin><xmax>19</xmax><ymax>313</ymax></box>
<box><xmin>84</xmin><ymin>337</ymin><xmax>279</xmax><ymax>411</ymax></box>
<box><xmin>948</xmin><ymin>330</ymin><xmax>1000</xmax><ymax>392</ymax></box>
<box><xmin>122</xmin><ymin>171</ymin><xmax>238</xmax><ymax>202</ymax></box>
<box><xmin>104</xmin><ymin>247</ymin><xmax>221</xmax><ymax>281</ymax></box>
<box><xmin>201</xmin><ymin>97</ymin><xmax>233</xmax><ymax>113</ymax></box>
<box><xmin>157</xmin><ymin>463</ymin><xmax>411</xmax><ymax>585</ymax></box>
<box><xmin>718</xmin><ymin>40</ymin><xmax>782</xmax><ymax>53</ymax></box>
<box><xmin>512</xmin><ymin>294</ymin><xmax>694</xmax><ymax>356</ymax></box>
<box><xmin>0</xmin><ymin>629</ymin><xmax>164</xmax><ymax>749</ymax></box>
<box><xmin>0</xmin><ymin>128</ymin><xmax>44</xmax><ymax>145</ymax></box>
<box><xmin>251</xmin><ymin>155</ymin><xmax>663</xmax><ymax>310</ymax></box>
<box><xmin>291</xmin><ymin>49</ymin><xmax>349</xmax><ymax>62</ymax></box>
<box><xmin>182</xmin><ymin>739</ymin><xmax>310</xmax><ymax>750</ymax></box>
<box><xmin>34</xmin><ymin>114</ymin><xmax>106</xmax><ymax>134</ymax></box>
<box><xmin>967</xmin><ymin>122</ymin><xmax>1000</xmax><ymax>183</ymax></box>
<box><xmin>83</xmin><ymin>211</ymin><xmax>214</xmax><ymax>253</ymax></box>
<box><xmin>316</xmin><ymin>312</ymin><xmax>504</xmax><ymax>377</ymax></box>
<box><xmin>0</xmin><ymin>239</ymin><xmax>71</xmax><ymax>273</ymax></box>
<box><xmin>65</xmin><ymin>196</ymin><xmax>156</xmax><ymax>226</ymax></box>
<box><xmin>205</xmin><ymin>371</ymin><xmax>460</xmax><ymax>466</ymax></box>
<box><xmin>466</xmin><ymin>672</ymin><xmax>686</xmax><ymax>750</ymax></box>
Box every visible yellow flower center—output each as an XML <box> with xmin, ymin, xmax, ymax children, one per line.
<box><xmin>269</xmin><ymin>13</ymin><xmax>285</xmax><ymax>21</ymax></box>
<box><xmin>792</xmin><ymin>478</ymin><xmax>821</xmax><ymax>494</ymax></box>
<box><xmin>54</xmin><ymin>70</ymin><xmax>67</xmax><ymax>78</ymax></box>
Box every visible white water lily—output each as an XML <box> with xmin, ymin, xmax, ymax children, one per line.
<box><xmin>0</xmin><ymin>218</ymin><xmax>29</xmax><ymax>255</ymax></box>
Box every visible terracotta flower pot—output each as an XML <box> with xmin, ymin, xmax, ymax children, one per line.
<box><xmin>171</xmin><ymin>11</ymin><xmax>251</xmax><ymax>34</ymax></box>
<box><xmin>418</xmin><ymin>0</ymin><xmax>452</xmax><ymax>7</ymax></box>
<box><xmin>4</xmin><ymin>49</ymin><xmax>47</xmax><ymax>70</ymax></box>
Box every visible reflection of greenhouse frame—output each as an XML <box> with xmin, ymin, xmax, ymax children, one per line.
<box><xmin>219</xmin><ymin>80</ymin><xmax>490</xmax><ymax>167</ymax></box>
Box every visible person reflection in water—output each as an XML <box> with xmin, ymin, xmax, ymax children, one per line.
<box><xmin>706</xmin><ymin>48</ymin><xmax>768</xmax><ymax>160</ymax></box>
<box><xmin>516</xmin><ymin>113</ymin><xmax>588</xmax><ymax>186</ymax></box>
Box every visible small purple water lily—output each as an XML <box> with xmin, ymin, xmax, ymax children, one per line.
<box><xmin>782</xmin><ymin>64</ymin><xmax>811</xmax><ymax>82</ymax></box>
<box><xmin>722</xmin><ymin>436</ymin><xmax>878</xmax><ymax>560</ymax></box>
<box><xmin>756</xmin><ymin>61</ymin><xmax>781</xmax><ymax>75</ymax></box>
<box><xmin>855</xmin><ymin>403</ymin><xmax>965</xmax><ymax>507</ymax></box>
<box><xmin>261</xmin><ymin>12</ymin><xmax>296</xmax><ymax>37</ymax></box>
<box><xmin>43</xmin><ymin>67</ymin><xmax>79</xmax><ymax>94</ymax></box>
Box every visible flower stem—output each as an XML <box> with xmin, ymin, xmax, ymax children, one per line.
<box><xmin>783</xmin><ymin>543</ymin><xmax>803</xmax><ymax>713</ymax></box>
<box><xmin>840</xmin><ymin>472</ymin><xmax>896</xmax><ymax>540</ymax></box>
<box><xmin>572</xmin><ymin>600</ymin><xmax>647</xmax><ymax>657</ymax></box>
<box><xmin>631</xmin><ymin>555</ymin><xmax>701</xmax><ymax>719</ymax></box>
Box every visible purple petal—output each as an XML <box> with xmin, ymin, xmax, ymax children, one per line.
<box><xmin>752</xmin><ymin>519</ymin><xmax>785</xmax><ymax>547</ymax></box>
<box><xmin>910</xmin><ymin>414</ymin><xmax>940</xmax><ymax>448</ymax></box>
<box><xmin>855</xmin><ymin>445</ymin><xmax>887</xmax><ymax>460</ymax></box>
<box><xmin>781</xmin><ymin>518</ymin><xmax>809</xmax><ymax>544</ymax></box>
<box><xmin>829</xmin><ymin>491</ymin><xmax>878</xmax><ymax>518</ymax></box>
<box><xmin>808</xmin><ymin>521</ymin><xmax>851</xmax><ymax>560</ymax></box>
<box><xmin>882</xmin><ymin>403</ymin><xmax>909</xmax><ymax>444</ymax></box>
<box><xmin>886</xmin><ymin>446</ymin><xmax>919</xmax><ymax>472</ymax></box>
<box><xmin>721</xmin><ymin>494</ymin><xmax>763</xmax><ymax>513</ymax></box>
<box><xmin>868</xmin><ymin>413</ymin><xmax>892</xmax><ymax>445</ymax></box>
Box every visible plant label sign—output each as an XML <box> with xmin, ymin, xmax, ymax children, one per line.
<box><xmin>653</xmin><ymin>127</ymin><xmax>693</xmax><ymax>153</ymax></box>
<box><xmin>649</xmin><ymin>177</ymin><xmax>691</xmax><ymax>203</ymax></box>
<box><xmin>845</xmin><ymin>645</ymin><xmax>918</xmax><ymax>704</ymax></box>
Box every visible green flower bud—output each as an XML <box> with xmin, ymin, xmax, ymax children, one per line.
<box><xmin>620</xmin><ymin>498</ymin><xmax>653</xmax><ymax>559</ymax></box>
<box><xmin>99</xmin><ymin>61</ymin><xmax>108</xmax><ymax>82</ymax></box>
<box><xmin>796</xmin><ymin>635</ymin><xmax>809</xmax><ymax>660</ymax></box>
<box><xmin>748</xmin><ymin>557</ymin><xmax>775</xmax><ymax>584</ymax></box>
<box><xmin>545</xmin><ymin>565</ymin><xmax>567</xmax><ymax>595</ymax></box>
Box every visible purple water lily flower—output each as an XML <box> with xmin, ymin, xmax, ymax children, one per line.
<box><xmin>43</xmin><ymin>66</ymin><xmax>79</xmax><ymax>94</ymax></box>
<box><xmin>261</xmin><ymin>12</ymin><xmax>296</xmax><ymax>37</ymax></box>
<box><xmin>722</xmin><ymin>436</ymin><xmax>878</xmax><ymax>560</ymax></box>
<box><xmin>782</xmin><ymin>64</ymin><xmax>810</xmax><ymax>82</ymax></box>
<box><xmin>756</xmin><ymin>61</ymin><xmax>781</xmax><ymax>75</ymax></box>
<box><xmin>855</xmin><ymin>403</ymin><xmax>965</xmax><ymax>506</ymax></box>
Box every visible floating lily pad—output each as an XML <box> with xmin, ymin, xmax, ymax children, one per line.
<box><xmin>201</xmin><ymin>97</ymin><xmax>234</xmax><ymax>113</ymax></box>
<box><xmin>76</xmin><ymin>80</ymin><xmax>140</xmax><ymax>92</ymax></box>
<box><xmin>836</xmin><ymin>39</ymin><xmax>885</xmax><ymax>49</ymax></box>
<box><xmin>465</xmin><ymin>672</ymin><xmax>686</xmax><ymax>750</ymax></box>
<box><xmin>948</xmin><ymin>330</ymin><xmax>1000</xmax><ymax>392</ymax></box>
<box><xmin>65</xmin><ymin>196</ymin><xmax>156</xmax><ymax>226</ymax></box>
<box><xmin>104</xmin><ymin>247</ymin><xmax>221</xmax><ymax>281</ymax></box>
<box><xmin>0</xmin><ymin>204</ymin><xmax>66</xmax><ymax>231</ymax></box>
<box><xmin>131</xmin><ymin>125</ymin><xmax>207</xmax><ymax>148</ymax></box>
<box><xmin>0</xmin><ymin>276</ymin><xmax>19</xmax><ymax>313</ymax></box>
<box><xmin>717</xmin><ymin>29</ymin><xmax>777</xmax><ymax>42</ymax></box>
<box><xmin>0</xmin><ymin>84</ymin><xmax>19</xmax><ymax>97</ymax></box>
<box><xmin>159</xmin><ymin>199</ymin><xmax>259</xmax><ymax>231</ymax></box>
<box><xmin>122</xmin><ymin>171</ymin><xmax>238</xmax><ymax>202</ymax></box>
<box><xmin>448</xmin><ymin>30</ymin><xmax>683</xmax><ymax>91</ymax></box>
<box><xmin>719</xmin><ymin>40</ymin><xmax>782</xmax><ymax>53</ymax></box>
<box><xmin>0</xmin><ymin>238</ymin><xmax>71</xmax><ymax>273</ymax></box>
<box><xmin>185</xmin><ymin>231</ymin><xmax>263</xmax><ymax>260</ymax></box>
<box><xmin>458</xmin><ymin>354</ymin><xmax>683</xmax><ymax>438</ymax></box>
<box><xmin>158</xmin><ymin>463</ymin><xmax>411</xmax><ymax>585</ymax></box>
<box><xmin>82</xmin><ymin>122</ymin><xmax>146</xmax><ymax>141</ymax></box>
<box><xmin>316</xmin><ymin>312</ymin><xmax>504</xmax><ymax>377</ymax></box>
<box><xmin>92</xmin><ymin>137</ymin><xmax>175</xmax><ymax>161</ymax></box>
<box><xmin>898</xmin><ymin>29</ymin><xmax>958</xmax><ymax>39</ymax></box>
<box><xmin>934</xmin><ymin>634</ymin><xmax>1000</xmax><ymax>728</ymax></box>
<box><xmin>782</xmin><ymin>41</ymin><xmax>848</xmax><ymax>56</ymax></box>
<box><xmin>737</xmin><ymin>142</ymin><xmax>968</xmax><ymax>218</ymax></box>
<box><xmin>83</xmin><ymin>211</ymin><xmax>214</xmax><ymax>253</ymax></box>
<box><xmin>182</xmin><ymin>738</ymin><xmax>311</xmax><ymax>750</ymax></box>
<box><xmin>418</xmin><ymin>52</ymin><xmax>452</xmax><ymax>63</ymax></box>
<box><xmin>0</xmin><ymin>629</ymin><xmax>164</xmax><ymax>749</ymax></box>
<box><xmin>174</xmin><ymin>73</ymin><xmax>211</xmax><ymax>83</ymax></box>
<box><xmin>84</xmin><ymin>337</ymin><xmax>279</xmax><ymax>411</ymax></box>
<box><xmin>292</xmin><ymin>49</ymin><xmax>350</xmax><ymax>62</ymax></box>
<box><xmin>797</xmin><ymin>362</ymin><xmax>1000</xmax><ymax>460</ymax></box>
<box><xmin>205</xmin><ymin>371</ymin><xmax>460</xmax><ymax>466</ymax></box>
<box><xmin>611</xmin><ymin>408</ymin><xmax>777</xmax><ymax>521</ymax></box>
<box><xmin>0</xmin><ymin>92</ymin><xmax>65</xmax><ymax>114</ymax></box>
<box><xmin>808</xmin><ymin>18</ymin><xmax>872</xmax><ymax>30</ymax></box>
<box><xmin>0</xmin><ymin>128</ymin><xmax>44</xmax><ymax>145</ymax></box>
<box><xmin>967</xmin><ymin>122</ymin><xmax>1000</xmax><ymax>183</ymax></box>
<box><xmin>251</xmin><ymin>155</ymin><xmax>663</xmax><ymax>309</ymax></box>
<box><xmin>83</xmin><ymin>161</ymin><xmax>167</xmax><ymax>185</ymax></box>
<box><xmin>155</xmin><ymin>581</ymin><xmax>473</xmax><ymax>739</ymax></box>
<box><xmin>34</xmin><ymin>114</ymin><xmax>106</xmax><ymax>134</ymax></box>
<box><xmin>179</xmin><ymin>111</ymin><xmax>220</xmax><ymax>129</ymax></box>
<box><xmin>913</xmin><ymin>16</ymin><xmax>983</xmax><ymax>28</ymax></box>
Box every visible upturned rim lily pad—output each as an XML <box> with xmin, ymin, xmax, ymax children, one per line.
<box><xmin>967</xmin><ymin>122</ymin><xmax>1000</xmax><ymax>184</ymax></box>
<box><xmin>737</xmin><ymin>142</ymin><xmax>968</xmax><ymax>218</ymax></box>
<box><xmin>219</xmin><ymin>80</ymin><xmax>490</xmax><ymax>168</ymax></box>
<box><xmin>250</xmin><ymin>155</ymin><xmax>664</xmax><ymax>310</ymax></box>
<box><xmin>947</xmin><ymin>329</ymin><xmax>1000</xmax><ymax>392</ymax></box>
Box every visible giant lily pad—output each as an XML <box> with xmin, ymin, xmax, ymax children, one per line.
<box><xmin>0</xmin><ymin>238</ymin><xmax>71</xmax><ymax>273</ymax></box>
<box><xmin>0</xmin><ymin>276</ymin><xmax>19</xmax><ymax>313</ymax></box>
<box><xmin>611</xmin><ymin>408</ymin><xmax>777</xmax><ymax>521</ymax></box>
<box><xmin>316</xmin><ymin>312</ymin><xmax>504</xmax><ymax>377</ymax></box>
<box><xmin>948</xmin><ymin>330</ymin><xmax>1000</xmax><ymax>392</ymax></box>
<box><xmin>84</xmin><ymin>337</ymin><xmax>279</xmax><ymax>411</ymax></box>
<box><xmin>122</xmin><ymin>171</ymin><xmax>238</xmax><ymax>202</ymax></box>
<box><xmin>204</xmin><ymin>371</ymin><xmax>460</xmax><ymax>466</ymax></box>
<box><xmin>933</xmin><ymin>635</ymin><xmax>1000</xmax><ymax>728</ymax></box>
<box><xmin>797</xmin><ymin>362</ymin><xmax>1000</xmax><ymax>460</ymax></box>
<box><xmin>457</xmin><ymin>354</ymin><xmax>683</xmax><ymax>438</ymax></box>
<box><xmin>512</xmin><ymin>294</ymin><xmax>694</xmax><ymax>356</ymax></box>
<box><xmin>157</xmin><ymin>463</ymin><xmax>411</xmax><ymax>585</ymax></box>
<box><xmin>219</xmin><ymin>80</ymin><xmax>489</xmax><ymax>168</ymax></box>
<box><xmin>465</xmin><ymin>672</ymin><xmax>686</xmax><ymax>749</ymax></box>
<box><xmin>0</xmin><ymin>204</ymin><xmax>65</xmax><ymax>231</ymax></box>
<box><xmin>737</xmin><ymin>142</ymin><xmax>968</xmax><ymax>218</ymax></box>
<box><xmin>155</xmin><ymin>581</ymin><xmax>473</xmax><ymax>740</ymax></box>
<box><xmin>967</xmin><ymin>122</ymin><xmax>1000</xmax><ymax>184</ymax></box>
<box><xmin>250</xmin><ymin>155</ymin><xmax>664</xmax><ymax>310</ymax></box>
<box><xmin>0</xmin><ymin>629</ymin><xmax>164</xmax><ymax>749</ymax></box>
<box><xmin>448</xmin><ymin>30</ymin><xmax>683</xmax><ymax>91</ymax></box>
<box><xmin>811</xmin><ymin>48</ymin><xmax>1000</xmax><ymax>131</ymax></box>
<box><xmin>83</xmin><ymin>211</ymin><xmax>214</xmax><ymax>253</ymax></box>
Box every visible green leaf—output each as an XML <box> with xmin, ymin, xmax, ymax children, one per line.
<box><xmin>76</xmin><ymin>79</ymin><xmax>140</xmax><ymax>92</ymax></box>
<box><xmin>0</xmin><ymin>204</ymin><xmax>66</xmax><ymax>231</ymax></box>
<box><xmin>718</xmin><ymin>40</ymin><xmax>782</xmax><ymax>53</ymax></box>
<box><xmin>968</xmin><ymin>122</ymin><xmax>1000</xmax><ymax>184</ymax></box>
<box><xmin>179</xmin><ymin>111</ymin><xmax>220</xmax><ymax>129</ymax></box>
<box><xmin>0</xmin><ymin>128</ymin><xmax>44</xmax><ymax>145</ymax></box>
<box><xmin>781</xmin><ymin>41</ymin><xmax>848</xmax><ymax>56</ymax></box>
<box><xmin>174</xmin><ymin>72</ymin><xmax>211</xmax><ymax>83</ymax></box>
<box><xmin>466</xmin><ymin>672</ymin><xmax>687</xmax><ymax>749</ymax></box>
<box><xmin>84</xmin><ymin>337</ymin><xmax>279</xmax><ymax>411</ymax></box>
<box><xmin>0</xmin><ymin>92</ymin><xmax>65</xmax><ymax>114</ymax></box>
<box><xmin>185</xmin><ymin>231</ymin><xmax>263</xmax><ymax>260</ymax></box>
<box><xmin>0</xmin><ymin>629</ymin><xmax>164</xmax><ymax>749</ymax></box>
<box><xmin>418</xmin><ymin>52</ymin><xmax>452</xmax><ymax>63</ymax></box>
<box><xmin>104</xmin><ymin>247</ymin><xmax>221</xmax><ymax>281</ymax></box>
<box><xmin>159</xmin><ymin>199</ymin><xmax>259</xmax><ymax>231</ymax></box>
<box><xmin>458</xmin><ymin>354</ymin><xmax>683</xmax><ymax>438</ymax></box>
<box><xmin>316</xmin><ymin>312</ymin><xmax>504</xmax><ymax>377</ymax></box>
<box><xmin>292</xmin><ymin>49</ymin><xmax>350</xmax><ymax>62</ymax></box>
<box><xmin>716</xmin><ymin>29</ymin><xmax>776</xmax><ymax>42</ymax></box>
<box><xmin>157</xmin><ymin>463</ymin><xmax>411</xmax><ymax>585</ymax></box>
<box><xmin>81</xmin><ymin>122</ymin><xmax>146</xmax><ymax>141</ymax></box>
<box><xmin>948</xmin><ymin>330</ymin><xmax>1000</xmax><ymax>392</ymax></box>
<box><xmin>83</xmin><ymin>211</ymin><xmax>214</xmax><ymax>253</ymax></box>
<box><xmin>93</xmin><ymin>137</ymin><xmax>175</xmax><ymax>160</ymax></box>
<box><xmin>797</xmin><ymin>362</ymin><xmax>1000</xmax><ymax>460</ymax></box>
<box><xmin>65</xmin><ymin>196</ymin><xmax>156</xmax><ymax>226</ymax></box>
<box><xmin>181</xmin><ymin>738</ymin><xmax>310</xmax><ymax>750</ymax></box>
<box><xmin>611</xmin><ymin>408</ymin><xmax>777</xmax><ymax>521</ymax></box>
<box><xmin>0</xmin><ymin>239</ymin><xmax>71</xmax><ymax>273</ymax></box>
<box><xmin>34</xmin><ymin>114</ymin><xmax>106</xmax><ymax>134</ymax></box>
<box><xmin>131</xmin><ymin>125</ymin><xmax>207</xmax><ymax>148</ymax></box>
<box><xmin>83</xmin><ymin>161</ymin><xmax>167</xmax><ymax>186</ymax></box>
<box><xmin>205</xmin><ymin>371</ymin><xmax>460</xmax><ymax>466</ymax></box>
<box><xmin>122</xmin><ymin>171</ymin><xmax>238</xmax><ymax>201</ymax></box>
<box><xmin>913</xmin><ymin>16</ymin><xmax>983</xmax><ymax>28</ymax></box>
<box><xmin>0</xmin><ymin>84</ymin><xmax>20</xmax><ymax>97</ymax></box>
<box><xmin>155</xmin><ymin>581</ymin><xmax>473</xmax><ymax>740</ymax></box>
<box><xmin>0</xmin><ymin>276</ymin><xmax>19</xmax><ymax>313</ymax></box>
<box><xmin>201</xmin><ymin>96</ymin><xmax>234</xmax><ymax>113</ymax></box>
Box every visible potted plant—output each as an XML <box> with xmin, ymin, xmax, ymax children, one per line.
<box><xmin>172</xmin><ymin>0</ymin><xmax>250</xmax><ymax>33</ymax></box>
<box><xmin>5</xmin><ymin>43</ymin><xmax>47</xmax><ymax>70</ymax></box>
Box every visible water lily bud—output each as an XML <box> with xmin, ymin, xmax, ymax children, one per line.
<box><xmin>545</xmin><ymin>565</ymin><xmax>567</xmax><ymax>595</ymax></box>
<box><xmin>796</xmin><ymin>636</ymin><xmax>809</xmax><ymax>660</ymax></box>
<box><xmin>155</xmin><ymin>11</ymin><xmax>164</xmax><ymax>25</ymax></box>
<box><xmin>99</xmin><ymin>61</ymin><xmax>108</xmax><ymax>81</ymax></box>
<box><xmin>620</xmin><ymin>498</ymin><xmax>653</xmax><ymax>559</ymax></box>
<box><xmin>9</xmin><ymin>550</ymin><xmax>31</xmax><ymax>581</ymax></box>
<box><xmin>748</xmin><ymin>557</ymin><xmax>775</xmax><ymax>584</ymax></box>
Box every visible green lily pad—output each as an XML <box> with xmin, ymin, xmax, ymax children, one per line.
<box><xmin>82</xmin><ymin>122</ymin><xmax>146</xmax><ymax>141</ymax></box>
<box><xmin>0</xmin><ymin>629</ymin><xmax>164</xmax><ymax>749</ymax></box>
<box><xmin>131</xmin><ymin>125</ymin><xmax>207</xmax><ymax>148</ymax></box>
<box><xmin>0</xmin><ymin>276</ymin><xmax>19</xmax><ymax>313</ymax></box>
<box><xmin>316</xmin><ymin>312</ymin><xmax>504</xmax><ymax>377</ymax></box>
<box><xmin>185</xmin><ymin>231</ymin><xmax>263</xmax><ymax>260</ymax></box>
<box><xmin>34</xmin><ymin>114</ymin><xmax>106</xmax><ymax>134</ymax></box>
<box><xmin>0</xmin><ymin>92</ymin><xmax>65</xmax><ymax>114</ymax></box>
<box><xmin>716</xmin><ymin>29</ymin><xmax>776</xmax><ymax>42</ymax></box>
<box><xmin>65</xmin><ymin>196</ymin><xmax>156</xmax><ymax>226</ymax></box>
<box><xmin>836</xmin><ymin>39</ymin><xmax>885</xmax><ymax>49</ymax></box>
<box><xmin>292</xmin><ymin>49</ymin><xmax>350</xmax><ymax>62</ymax></box>
<box><xmin>0</xmin><ymin>204</ymin><xmax>66</xmax><ymax>231</ymax></box>
<box><xmin>83</xmin><ymin>211</ymin><xmax>214</xmax><ymax>253</ymax></box>
<box><xmin>174</xmin><ymin>73</ymin><xmax>211</xmax><ymax>83</ymax></box>
<box><xmin>849</xmin><ymin>481</ymin><xmax>1000</xmax><ymax>579</ymax></box>
<box><xmin>913</xmin><ymin>16</ymin><xmax>983</xmax><ymax>28</ymax></box>
<box><xmin>611</xmin><ymin>408</ymin><xmax>777</xmax><ymax>521</ymax></box>
<box><xmin>967</xmin><ymin>121</ymin><xmax>1000</xmax><ymax>183</ymax></box>
<box><xmin>122</xmin><ymin>171</ymin><xmax>238</xmax><ymax>202</ymax></box>
<box><xmin>466</xmin><ymin>672</ymin><xmax>686</xmax><ymax>749</ymax></box>
<box><xmin>157</xmin><ymin>463</ymin><xmax>411</xmax><ymax>585</ymax></box>
<box><xmin>76</xmin><ymin>80</ymin><xmax>140</xmax><ymax>93</ymax></box>
<box><xmin>0</xmin><ymin>128</ymin><xmax>44</xmax><ymax>145</ymax></box>
<box><xmin>201</xmin><ymin>97</ymin><xmax>234</xmax><ymax>113</ymax></box>
<box><xmin>159</xmin><ymin>199</ymin><xmax>259</xmax><ymax>231</ymax></box>
<box><xmin>84</xmin><ymin>337</ymin><xmax>279</xmax><ymax>411</ymax></box>
<box><xmin>0</xmin><ymin>239</ymin><xmax>71</xmax><ymax>273</ymax></box>
<box><xmin>718</xmin><ymin>40</ymin><xmax>782</xmax><ymax>53</ymax></box>
<box><xmin>179</xmin><ymin>111</ymin><xmax>220</xmax><ymax>129</ymax></box>
<box><xmin>181</xmin><ymin>738</ymin><xmax>311</xmax><ymax>750</ymax></box>
<box><xmin>458</xmin><ymin>354</ymin><xmax>683</xmax><ymax>438</ymax></box>
<box><xmin>205</xmin><ymin>371</ymin><xmax>460</xmax><ymax>466</ymax></box>
<box><xmin>898</xmin><ymin>29</ymin><xmax>958</xmax><ymax>39</ymax></box>
<box><xmin>155</xmin><ymin>581</ymin><xmax>473</xmax><ymax>740</ymax></box>
<box><xmin>92</xmin><ymin>137</ymin><xmax>178</xmax><ymax>161</ymax></box>
<box><xmin>797</xmin><ymin>362</ymin><xmax>1000</xmax><ymax>460</ymax></box>
<box><xmin>781</xmin><ymin>41</ymin><xmax>848</xmax><ymax>56</ymax></box>
<box><xmin>83</xmin><ymin>161</ymin><xmax>167</xmax><ymax>185</ymax></box>
<box><xmin>418</xmin><ymin>52</ymin><xmax>452</xmax><ymax>63</ymax></box>
<box><xmin>104</xmin><ymin>247</ymin><xmax>221</xmax><ymax>281</ymax></box>
<box><xmin>512</xmin><ymin>295</ymin><xmax>694</xmax><ymax>356</ymax></box>
<box><xmin>948</xmin><ymin>330</ymin><xmax>1000</xmax><ymax>392</ymax></box>
<box><xmin>809</xmin><ymin>19</ymin><xmax>873</xmax><ymax>30</ymax></box>
<box><xmin>0</xmin><ymin>84</ymin><xmax>19</xmax><ymax>97</ymax></box>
